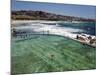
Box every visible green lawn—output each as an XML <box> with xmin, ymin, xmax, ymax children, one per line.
<box><xmin>11</xmin><ymin>35</ymin><xmax>96</xmax><ymax>74</ymax></box>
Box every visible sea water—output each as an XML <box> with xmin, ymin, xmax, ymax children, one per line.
<box><xmin>58</xmin><ymin>22</ymin><xmax>96</xmax><ymax>36</ymax></box>
<box><xmin>13</xmin><ymin>22</ymin><xmax>96</xmax><ymax>40</ymax></box>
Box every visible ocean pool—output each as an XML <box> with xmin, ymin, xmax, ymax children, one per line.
<box><xmin>11</xmin><ymin>34</ymin><xmax>96</xmax><ymax>74</ymax></box>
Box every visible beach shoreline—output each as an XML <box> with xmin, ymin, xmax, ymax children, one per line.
<box><xmin>11</xmin><ymin>20</ymin><xmax>93</xmax><ymax>25</ymax></box>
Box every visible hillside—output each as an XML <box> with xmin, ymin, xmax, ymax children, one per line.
<box><xmin>11</xmin><ymin>10</ymin><xmax>95</xmax><ymax>22</ymax></box>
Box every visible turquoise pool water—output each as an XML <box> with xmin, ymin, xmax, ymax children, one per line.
<box><xmin>11</xmin><ymin>35</ymin><xmax>96</xmax><ymax>74</ymax></box>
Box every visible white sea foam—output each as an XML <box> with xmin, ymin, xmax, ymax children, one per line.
<box><xmin>30</xmin><ymin>23</ymin><xmax>83</xmax><ymax>38</ymax></box>
<box><xmin>12</xmin><ymin>20</ymin><xmax>94</xmax><ymax>39</ymax></box>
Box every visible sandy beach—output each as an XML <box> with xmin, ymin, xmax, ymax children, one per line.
<box><xmin>11</xmin><ymin>20</ymin><xmax>88</xmax><ymax>25</ymax></box>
